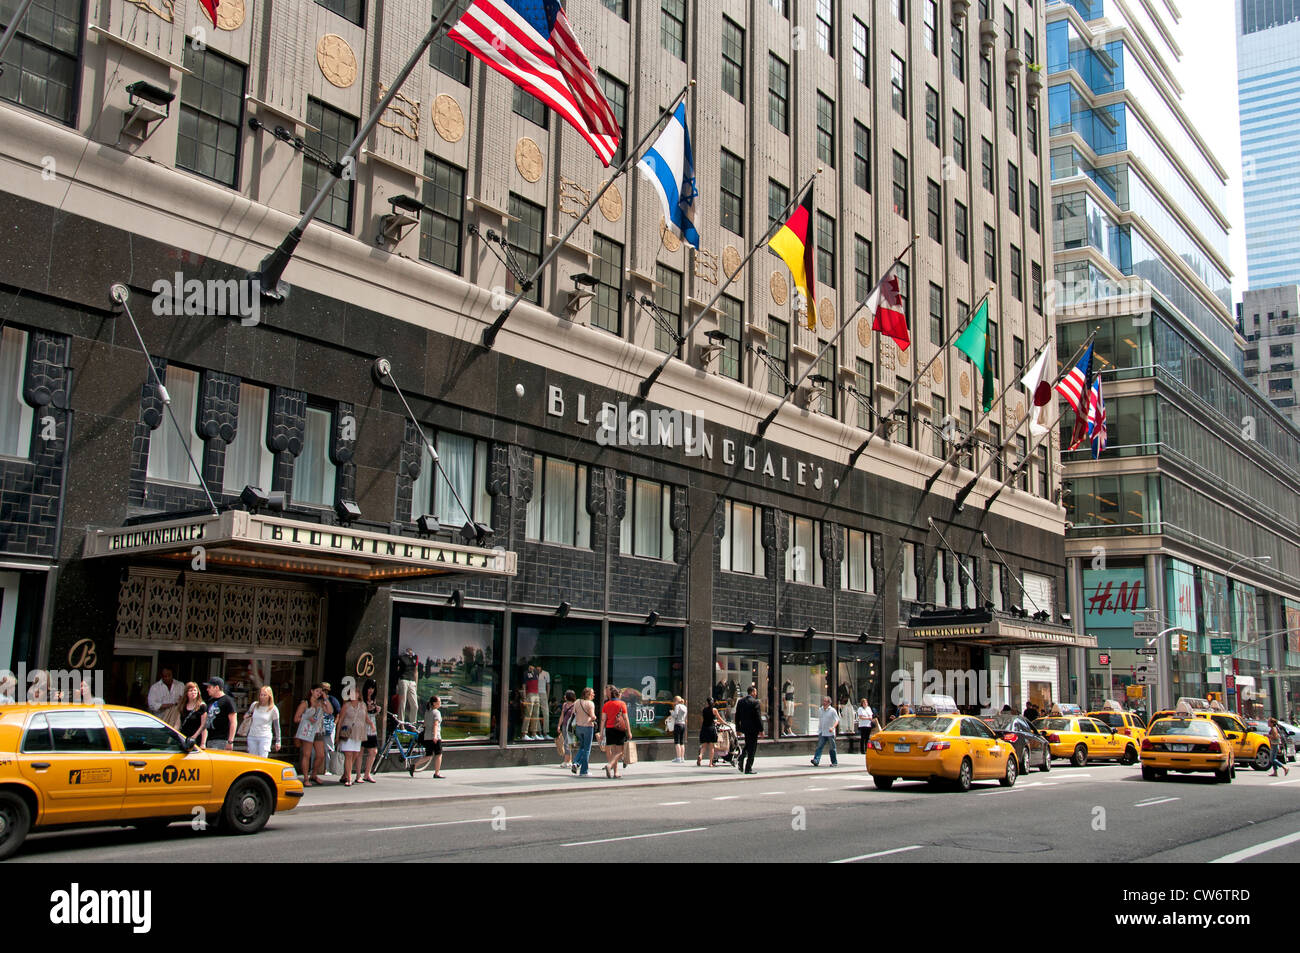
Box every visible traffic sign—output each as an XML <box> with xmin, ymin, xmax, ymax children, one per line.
<box><xmin>1137</xmin><ymin>647</ymin><xmax>1158</xmax><ymax>656</ymax></box>
<box><xmin>1133</xmin><ymin>620</ymin><xmax>1159</xmax><ymax>637</ymax></box>
<box><xmin>1099</xmin><ymin>653</ymin><xmax>1111</xmax><ymax>666</ymax></box>
<box><xmin>1211</xmin><ymin>638</ymin><xmax>1233</xmax><ymax>654</ymax></box>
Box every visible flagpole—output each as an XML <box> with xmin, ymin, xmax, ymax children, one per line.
<box><xmin>0</xmin><ymin>0</ymin><xmax>38</xmax><ymax>67</ymax></box>
<box><xmin>481</xmin><ymin>79</ymin><xmax>695</xmax><ymax>350</ymax></box>
<box><xmin>251</xmin><ymin>0</ymin><xmax>463</xmax><ymax>298</ymax></box>
<box><xmin>637</xmin><ymin>168</ymin><xmax>822</xmax><ymax>399</ymax></box>
<box><xmin>953</xmin><ymin>327</ymin><xmax>1098</xmax><ymax>511</ymax></box>
<box><xmin>756</xmin><ymin>235</ymin><xmax>918</xmax><ymax>438</ymax></box>
<box><xmin>845</xmin><ymin>285</ymin><xmax>991</xmax><ymax>469</ymax></box>
<box><xmin>923</xmin><ymin>334</ymin><xmax>1052</xmax><ymax>491</ymax></box>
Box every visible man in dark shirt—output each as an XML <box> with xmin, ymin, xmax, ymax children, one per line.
<box><xmin>203</xmin><ymin>677</ymin><xmax>238</xmax><ymax>750</ymax></box>
<box><xmin>735</xmin><ymin>684</ymin><xmax>764</xmax><ymax>774</ymax></box>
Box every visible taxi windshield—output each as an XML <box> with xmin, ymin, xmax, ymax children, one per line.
<box><xmin>1036</xmin><ymin>718</ymin><xmax>1073</xmax><ymax>731</ymax></box>
<box><xmin>1150</xmin><ymin>719</ymin><xmax>1217</xmax><ymax>738</ymax></box>
<box><xmin>884</xmin><ymin>716</ymin><xmax>954</xmax><ymax>733</ymax></box>
<box><xmin>1091</xmin><ymin>713</ymin><xmax>1125</xmax><ymax>727</ymax></box>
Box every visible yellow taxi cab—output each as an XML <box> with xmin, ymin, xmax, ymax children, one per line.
<box><xmin>1033</xmin><ymin>715</ymin><xmax>1141</xmax><ymax>766</ymax></box>
<box><xmin>1086</xmin><ymin>709</ymin><xmax>1148</xmax><ymax>748</ymax></box>
<box><xmin>0</xmin><ymin>704</ymin><xmax>304</xmax><ymax>859</ymax></box>
<box><xmin>1140</xmin><ymin>716</ymin><xmax>1234</xmax><ymax>783</ymax></box>
<box><xmin>1188</xmin><ymin>712</ymin><xmax>1273</xmax><ymax>771</ymax></box>
<box><xmin>867</xmin><ymin>707</ymin><xmax>1018</xmax><ymax>791</ymax></box>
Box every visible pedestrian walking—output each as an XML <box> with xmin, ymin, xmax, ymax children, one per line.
<box><xmin>856</xmin><ymin>698</ymin><xmax>875</xmax><ymax>753</ymax></box>
<box><xmin>735</xmin><ymin>685</ymin><xmax>763</xmax><ymax>774</ymax></box>
<box><xmin>146</xmin><ymin>667</ymin><xmax>185</xmax><ymax>714</ymax></box>
<box><xmin>245</xmin><ymin>686</ymin><xmax>282</xmax><ymax>759</ymax></box>
<box><xmin>320</xmin><ymin>681</ymin><xmax>342</xmax><ymax>775</ymax></box>
<box><xmin>336</xmin><ymin>688</ymin><xmax>368</xmax><ymax>786</ymax></box>
<box><xmin>410</xmin><ymin>696</ymin><xmax>445</xmax><ymax>777</ymax></box>
<box><xmin>669</xmin><ymin>695</ymin><xmax>688</xmax><ymax>762</ymax></box>
<box><xmin>572</xmin><ymin>686</ymin><xmax>597</xmax><ymax>776</ymax></box>
<box><xmin>1268</xmin><ymin>718</ymin><xmax>1290</xmax><ymax>777</ymax></box>
<box><xmin>599</xmin><ymin>685</ymin><xmax>629</xmax><ymax>779</ymax></box>
<box><xmin>556</xmin><ymin>690</ymin><xmax>576</xmax><ymax>768</ymax></box>
<box><xmin>178</xmin><ymin>682</ymin><xmax>207</xmax><ymax>745</ymax></box>
<box><xmin>811</xmin><ymin>696</ymin><xmax>840</xmax><ymax>766</ymax></box>
<box><xmin>201</xmin><ymin>677</ymin><xmax>238</xmax><ymax>750</ymax></box>
<box><xmin>294</xmin><ymin>685</ymin><xmax>328</xmax><ymax>786</ymax></box>
<box><xmin>357</xmin><ymin>679</ymin><xmax>380</xmax><ymax>783</ymax></box>
<box><xmin>697</xmin><ymin>697</ymin><xmax>722</xmax><ymax>766</ymax></box>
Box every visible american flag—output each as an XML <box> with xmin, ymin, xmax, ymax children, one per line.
<box><xmin>1086</xmin><ymin>375</ymin><xmax>1107</xmax><ymax>458</ymax></box>
<box><xmin>449</xmin><ymin>0</ymin><xmax>621</xmax><ymax>166</ymax></box>
<box><xmin>1057</xmin><ymin>342</ymin><xmax>1094</xmax><ymax>451</ymax></box>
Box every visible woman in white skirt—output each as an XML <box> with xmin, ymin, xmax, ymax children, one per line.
<box><xmin>245</xmin><ymin>686</ymin><xmax>282</xmax><ymax>759</ymax></box>
<box><xmin>335</xmin><ymin>689</ymin><xmax>369</xmax><ymax>786</ymax></box>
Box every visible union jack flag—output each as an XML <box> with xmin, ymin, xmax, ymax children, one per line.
<box><xmin>1086</xmin><ymin>375</ymin><xmax>1107</xmax><ymax>458</ymax></box>
<box><xmin>449</xmin><ymin>0</ymin><xmax>622</xmax><ymax>166</ymax></box>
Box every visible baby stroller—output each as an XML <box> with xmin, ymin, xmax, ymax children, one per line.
<box><xmin>712</xmin><ymin>719</ymin><xmax>740</xmax><ymax>766</ymax></box>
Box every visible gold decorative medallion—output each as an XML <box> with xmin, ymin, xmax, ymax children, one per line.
<box><xmin>1014</xmin><ymin>400</ymin><xmax>1026</xmax><ymax>421</ymax></box>
<box><xmin>316</xmin><ymin>34</ymin><xmax>357</xmax><ymax>88</ymax></box>
<box><xmin>933</xmin><ymin>359</ymin><xmax>944</xmax><ymax>384</ymax></box>
<box><xmin>960</xmin><ymin>370</ymin><xmax>972</xmax><ymax>398</ymax></box>
<box><xmin>723</xmin><ymin>245</ymin><xmax>742</xmax><ymax>279</ymax></box>
<box><xmin>376</xmin><ymin>84</ymin><xmax>420</xmax><ymax>140</ymax></box>
<box><xmin>857</xmin><ymin>316</ymin><xmax>871</xmax><ymax>348</ymax></box>
<box><xmin>125</xmin><ymin>0</ymin><xmax>174</xmax><ymax>22</ymax></box>
<box><xmin>660</xmin><ymin>217</ymin><xmax>682</xmax><ymax>251</ymax></box>
<box><xmin>819</xmin><ymin>296</ymin><xmax>835</xmax><ymax>330</ymax></box>
<box><xmin>599</xmin><ymin>183</ymin><xmax>623</xmax><ymax>222</ymax></box>
<box><xmin>515</xmin><ymin>137</ymin><xmax>543</xmax><ymax>182</ymax></box>
<box><xmin>432</xmin><ymin>94</ymin><xmax>465</xmax><ymax>142</ymax></box>
<box><xmin>770</xmin><ymin>271</ymin><xmax>788</xmax><ymax>306</ymax></box>
<box><xmin>216</xmin><ymin>0</ymin><xmax>245</xmax><ymax>30</ymax></box>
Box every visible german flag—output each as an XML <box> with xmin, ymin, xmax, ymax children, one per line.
<box><xmin>769</xmin><ymin>189</ymin><xmax>816</xmax><ymax>330</ymax></box>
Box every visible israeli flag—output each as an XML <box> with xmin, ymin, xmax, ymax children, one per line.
<box><xmin>637</xmin><ymin>102</ymin><xmax>699</xmax><ymax>249</ymax></box>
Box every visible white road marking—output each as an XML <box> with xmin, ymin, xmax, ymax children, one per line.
<box><xmin>1269</xmin><ymin>777</ymin><xmax>1300</xmax><ymax>786</ymax></box>
<box><xmin>976</xmin><ymin>781</ymin><xmax>1057</xmax><ymax>795</ymax></box>
<box><xmin>832</xmin><ymin>845</ymin><xmax>924</xmax><ymax>863</ymax></box>
<box><xmin>1134</xmin><ymin>797</ymin><xmax>1180</xmax><ymax>807</ymax></box>
<box><xmin>758</xmin><ymin>791</ymin><xmax>786</xmax><ymax>796</ymax></box>
<box><xmin>368</xmin><ymin>815</ymin><xmax>533</xmax><ymax>832</ymax></box>
<box><xmin>562</xmin><ymin>827</ymin><xmax>707</xmax><ymax>848</ymax></box>
<box><xmin>713</xmin><ymin>795</ymin><xmax>740</xmax><ymax>801</ymax></box>
<box><xmin>658</xmin><ymin>801</ymin><xmax>690</xmax><ymax>806</ymax></box>
<box><xmin>806</xmin><ymin>786</ymin><xmax>827</xmax><ymax>791</ymax></box>
<box><xmin>1211</xmin><ymin>830</ymin><xmax>1300</xmax><ymax>864</ymax></box>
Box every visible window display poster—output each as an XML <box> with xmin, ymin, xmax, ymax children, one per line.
<box><xmin>397</xmin><ymin>617</ymin><xmax>496</xmax><ymax>741</ymax></box>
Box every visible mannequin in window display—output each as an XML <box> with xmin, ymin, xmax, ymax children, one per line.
<box><xmin>522</xmin><ymin>665</ymin><xmax>541</xmax><ymax>740</ymax></box>
<box><xmin>537</xmin><ymin>666</ymin><xmax>552</xmax><ymax>740</ymax></box>
<box><xmin>782</xmin><ymin>679</ymin><xmax>796</xmax><ymax>735</ymax></box>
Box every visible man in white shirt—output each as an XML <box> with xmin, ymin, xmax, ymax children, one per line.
<box><xmin>811</xmin><ymin>696</ymin><xmax>840</xmax><ymax>766</ymax></box>
<box><xmin>147</xmin><ymin>668</ymin><xmax>185</xmax><ymax>713</ymax></box>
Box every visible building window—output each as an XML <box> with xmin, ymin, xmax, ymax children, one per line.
<box><xmin>429</xmin><ymin>0</ymin><xmax>470</xmax><ymax>83</ymax></box>
<box><xmin>816</xmin><ymin>211</ymin><xmax>836</xmax><ymax>289</ymax></box>
<box><xmin>410</xmin><ymin>431</ymin><xmax>491</xmax><ymax>527</ymax></box>
<box><xmin>926</xmin><ymin>180</ymin><xmax>942</xmax><ymax>243</ymax></box>
<box><xmin>1005</xmin><ymin>81</ymin><xmax>1018</xmax><ymax>132</ymax></box>
<box><xmin>316</xmin><ymin>0</ymin><xmax>363</xmax><ymax>26</ymax></box>
<box><xmin>895</xmin><ymin>377</ymin><xmax>912</xmax><ymax>446</ymax></box>
<box><xmin>854</xmin><ymin>235</ymin><xmax>873</xmax><ymax>301</ymax></box>
<box><xmin>981</xmin><ymin>137</ymin><xmax>994</xmax><ymax>192</ymax></box>
<box><xmin>1013</xmin><ymin>336</ymin><xmax>1025</xmax><ymax>380</ymax></box>
<box><xmin>661</xmin><ymin>0</ymin><xmax>687</xmax><ymax>59</ymax></box>
<box><xmin>989</xmin><ymin>422</ymin><xmax>1002</xmax><ymax>479</ymax></box>
<box><xmin>178</xmin><ymin>41</ymin><xmax>244</xmax><ymax>188</ymax></box>
<box><xmin>892</xmin><ymin>151</ymin><xmax>909</xmax><ymax>220</ymax></box>
<box><xmin>816</xmin><ymin>0</ymin><xmax>834</xmax><ymax>55</ymax></box>
<box><xmin>891</xmin><ymin>54</ymin><xmax>907</xmax><ymax>116</ymax></box>
<box><xmin>0</xmin><ymin>0</ymin><xmax>82</xmax><ymax>123</ymax></box>
<box><xmin>720</xmin><ymin>149</ymin><xmax>744</xmax><ymax>235</ymax></box>
<box><xmin>620</xmin><ymin>477</ymin><xmax>675</xmax><ymax>561</ymax></box>
<box><xmin>768</xmin><ymin>53</ymin><xmax>790</xmax><ymax>133</ymax></box>
<box><xmin>980</xmin><ymin>54</ymin><xmax>992</xmax><ymax>109</ymax></box>
<box><xmin>654</xmin><ymin>264</ymin><xmax>684</xmax><ymax>355</ymax></box>
<box><xmin>1010</xmin><ymin>246</ymin><xmax>1022</xmax><ymax>301</ymax></box>
<box><xmin>786</xmin><ymin>516</ymin><xmax>824</xmax><ymax>585</ymax></box>
<box><xmin>899</xmin><ymin>541</ymin><xmax>918</xmax><ymax>600</ymax></box>
<box><xmin>592</xmin><ymin>234</ymin><xmax>624</xmax><ymax>335</ymax></box>
<box><xmin>508</xmin><ymin>193</ymin><xmax>544</xmax><ymax>305</ymax></box>
<box><xmin>842</xmin><ymin>528</ymin><xmax>874</xmax><ymax>592</ymax></box>
<box><xmin>295</xmin><ymin>407</ymin><xmax>337</xmax><ymax>507</ymax></box>
<box><xmin>1003</xmin><ymin>4</ymin><xmax>1015</xmax><ymax>47</ymax></box>
<box><xmin>853</xmin><ymin>18</ymin><xmax>870</xmax><ymax>85</ymax></box>
<box><xmin>1008</xmin><ymin>162</ymin><xmax>1020</xmax><ymax>215</ymax></box>
<box><xmin>958</xmin><ymin>405</ymin><xmax>973</xmax><ymax>467</ymax></box>
<box><xmin>143</xmin><ymin>363</ymin><xmax>199</xmax><ymax>483</ymax></box>
<box><xmin>952</xmin><ymin>24</ymin><xmax>966</xmax><ymax>81</ymax></box>
<box><xmin>1024</xmin><ymin>28</ymin><xmax>1036</xmax><ymax>63</ymax></box>
<box><xmin>720</xmin><ymin>294</ymin><xmax>743</xmax><ymax>381</ymax></box>
<box><xmin>929</xmin><ymin>283</ymin><xmax>944</xmax><ymax>346</ymax></box>
<box><xmin>933</xmin><ymin>394</ymin><xmax>947</xmax><ymax>457</ymax></box>
<box><xmin>816</xmin><ymin>341</ymin><xmax>837</xmax><ymax>417</ymax></box>
<box><xmin>419</xmin><ymin>155</ymin><xmax>465</xmax><ymax>273</ymax></box>
<box><xmin>952</xmin><ymin>112</ymin><xmax>967</xmax><ymax>169</ymax></box>
<box><xmin>990</xmin><ymin>563</ymin><xmax>1004</xmax><ymax>610</ymax></box>
<box><xmin>893</xmin><ymin>0</ymin><xmax>907</xmax><ymax>22</ymax></box>
<box><xmin>526</xmin><ymin>455</ymin><xmax>591</xmax><ymax>547</ymax></box>
<box><xmin>935</xmin><ymin>551</ymin><xmax>950</xmax><ymax>606</ymax></box>
<box><xmin>769</xmin><ymin>0</ymin><xmax>788</xmax><ymax>16</ymax></box>
<box><xmin>598</xmin><ymin>71</ymin><xmax>627</xmax><ymax>165</ymax></box>
<box><xmin>816</xmin><ymin>92</ymin><xmax>836</xmax><ymax>168</ymax></box>
<box><xmin>924</xmin><ymin>0</ymin><xmax>938</xmax><ymax>53</ymax></box>
<box><xmin>1032</xmin><ymin>262</ymin><xmax>1043</xmax><ymax>313</ymax></box>
<box><xmin>988</xmin><ymin>319</ymin><xmax>1000</xmax><ymax>381</ymax></box>
<box><xmin>984</xmin><ymin>225</ymin><xmax>997</xmax><ymax>282</ymax></box>
<box><xmin>1027</xmin><ymin>101</ymin><xmax>1039</xmax><ymax>156</ymax></box>
<box><xmin>959</xmin><ymin>555</ymin><xmax>976</xmax><ymax>607</ymax></box>
<box><xmin>222</xmin><ymin>383</ymin><xmax>273</xmax><ymax>495</ymax></box>
<box><xmin>855</xmin><ymin>357</ymin><xmax>874</xmax><ymax>429</ymax></box>
<box><xmin>722</xmin><ymin>16</ymin><xmax>745</xmax><ymax>102</ymax></box>
<box><xmin>301</xmin><ymin>98</ymin><xmax>355</xmax><ymax>230</ymax></box>
<box><xmin>768</xmin><ymin>317</ymin><xmax>789</xmax><ymax>396</ymax></box>
<box><xmin>896</xmin><ymin>263</ymin><xmax>909</xmax><ymax>313</ymax></box>
<box><xmin>768</xmin><ymin>179</ymin><xmax>789</xmax><ymax>231</ymax></box>
<box><xmin>853</xmin><ymin>122</ymin><xmax>871</xmax><ymax>192</ymax></box>
<box><xmin>925</xmin><ymin>85</ymin><xmax>940</xmax><ymax>146</ymax></box>
<box><xmin>721</xmin><ymin>500</ymin><xmax>765</xmax><ymax>575</ymax></box>
<box><xmin>954</xmin><ymin>201</ymin><xmax>969</xmax><ymax>262</ymax></box>
<box><xmin>601</xmin><ymin>0</ymin><xmax>628</xmax><ymax>18</ymax></box>
<box><xmin>1029</xmin><ymin>181</ymin><xmax>1040</xmax><ymax>232</ymax></box>
<box><xmin>512</xmin><ymin>86</ymin><xmax>548</xmax><ymax>128</ymax></box>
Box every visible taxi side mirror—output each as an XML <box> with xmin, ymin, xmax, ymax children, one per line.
<box><xmin>182</xmin><ymin>736</ymin><xmax>197</xmax><ymax>753</ymax></box>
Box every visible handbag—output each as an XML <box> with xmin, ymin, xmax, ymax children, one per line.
<box><xmin>615</xmin><ymin>706</ymin><xmax>630</xmax><ymax>733</ymax></box>
<box><xmin>664</xmin><ymin>712</ymin><xmax>676</xmax><ymax>732</ymax></box>
<box><xmin>237</xmin><ymin>707</ymin><xmax>253</xmax><ymax>738</ymax></box>
<box><xmin>623</xmin><ymin>739</ymin><xmax>638</xmax><ymax>765</ymax></box>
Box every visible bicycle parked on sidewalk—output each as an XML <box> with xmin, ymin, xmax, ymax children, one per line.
<box><xmin>374</xmin><ymin>713</ymin><xmax>425</xmax><ymax>773</ymax></box>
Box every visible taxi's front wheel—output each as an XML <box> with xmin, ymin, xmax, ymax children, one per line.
<box><xmin>1071</xmin><ymin>745</ymin><xmax>1088</xmax><ymax>767</ymax></box>
<box><xmin>0</xmin><ymin>791</ymin><xmax>31</xmax><ymax>860</ymax></box>
<box><xmin>1252</xmin><ymin>747</ymin><xmax>1271</xmax><ymax>771</ymax></box>
<box><xmin>221</xmin><ymin>777</ymin><xmax>274</xmax><ymax>835</ymax></box>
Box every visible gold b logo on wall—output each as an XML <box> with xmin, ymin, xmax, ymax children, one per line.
<box><xmin>356</xmin><ymin>652</ymin><xmax>375</xmax><ymax>678</ymax></box>
<box><xmin>68</xmin><ymin>639</ymin><xmax>97</xmax><ymax>669</ymax></box>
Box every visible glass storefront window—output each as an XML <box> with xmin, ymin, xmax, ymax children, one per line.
<box><xmin>836</xmin><ymin>644</ymin><xmax>882</xmax><ymax>714</ymax></box>
<box><xmin>780</xmin><ymin>637</ymin><xmax>830</xmax><ymax>735</ymax></box>
<box><xmin>511</xmin><ymin>617</ymin><xmax>599</xmax><ymax>743</ymax></box>
<box><xmin>393</xmin><ymin>605</ymin><xmax>501</xmax><ymax>742</ymax></box>
<box><xmin>608</xmin><ymin>623</ymin><xmax>683</xmax><ymax>739</ymax></box>
<box><xmin>714</xmin><ymin>632</ymin><xmax>771</xmax><ymax>733</ymax></box>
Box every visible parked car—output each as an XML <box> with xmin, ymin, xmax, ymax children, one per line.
<box><xmin>1247</xmin><ymin>720</ymin><xmax>1297</xmax><ymax>763</ymax></box>
<box><xmin>867</xmin><ymin>710</ymin><xmax>1018</xmax><ymax>792</ymax></box>
<box><xmin>985</xmin><ymin>712</ymin><xmax>1051</xmax><ymax>773</ymax></box>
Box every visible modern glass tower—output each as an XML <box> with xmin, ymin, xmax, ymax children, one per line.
<box><xmin>1237</xmin><ymin>0</ymin><xmax>1300</xmax><ymax>289</ymax></box>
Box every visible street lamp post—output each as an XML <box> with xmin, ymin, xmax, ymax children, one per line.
<box><xmin>1226</xmin><ymin>555</ymin><xmax>1271</xmax><ymax>575</ymax></box>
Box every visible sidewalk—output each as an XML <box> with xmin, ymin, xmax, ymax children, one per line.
<box><xmin>293</xmin><ymin>752</ymin><xmax>867</xmax><ymax>813</ymax></box>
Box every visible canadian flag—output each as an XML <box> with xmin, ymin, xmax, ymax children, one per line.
<box><xmin>199</xmin><ymin>0</ymin><xmax>219</xmax><ymax>28</ymax></box>
<box><xmin>867</xmin><ymin>266</ymin><xmax>909</xmax><ymax>351</ymax></box>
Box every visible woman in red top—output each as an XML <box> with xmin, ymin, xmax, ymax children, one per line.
<box><xmin>599</xmin><ymin>685</ymin><xmax>630</xmax><ymax>779</ymax></box>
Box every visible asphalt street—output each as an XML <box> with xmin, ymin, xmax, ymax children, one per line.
<box><xmin>9</xmin><ymin>760</ymin><xmax>1300</xmax><ymax>863</ymax></box>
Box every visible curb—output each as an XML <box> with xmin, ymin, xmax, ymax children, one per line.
<box><xmin>291</xmin><ymin>763</ymin><xmax>867</xmax><ymax>815</ymax></box>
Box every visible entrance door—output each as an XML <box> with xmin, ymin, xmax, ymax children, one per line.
<box><xmin>109</xmin><ymin>655</ymin><xmax>154</xmax><ymax>711</ymax></box>
<box><xmin>0</xmin><ymin>572</ymin><xmax>19</xmax><ymax>671</ymax></box>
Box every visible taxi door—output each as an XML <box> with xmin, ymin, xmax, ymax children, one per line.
<box><xmin>1088</xmin><ymin>719</ymin><xmax>1123</xmax><ymax>758</ymax></box>
<box><xmin>18</xmin><ymin>710</ymin><xmax>125</xmax><ymax>825</ymax></box>
<box><xmin>1210</xmin><ymin>715</ymin><xmax>1249</xmax><ymax>761</ymax></box>
<box><xmin>106</xmin><ymin>709</ymin><xmax>213</xmax><ymax>817</ymax></box>
<box><xmin>1078</xmin><ymin>719</ymin><xmax>1107</xmax><ymax>758</ymax></box>
<box><xmin>961</xmin><ymin>718</ymin><xmax>1003</xmax><ymax>778</ymax></box>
